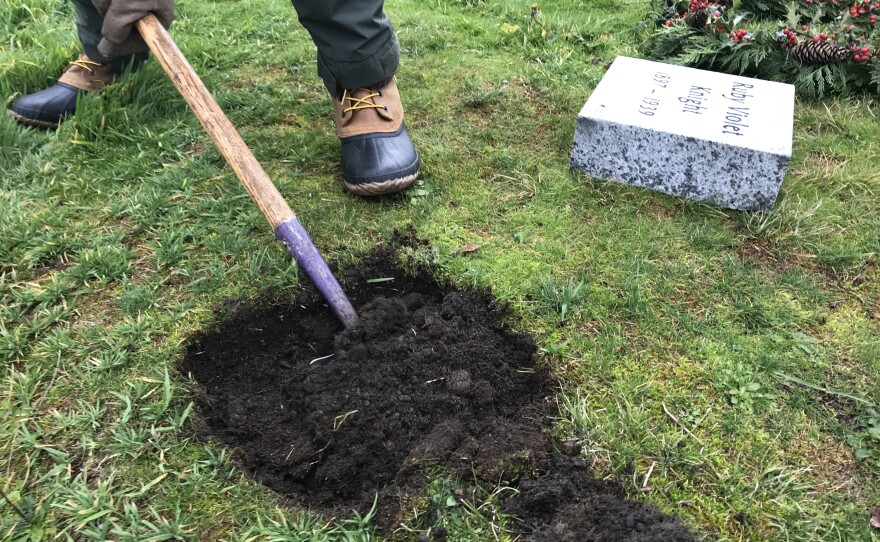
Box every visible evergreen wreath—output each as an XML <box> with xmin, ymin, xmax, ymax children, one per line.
<box><xmin>642</xmin><ymin>0</ymin><xmax>880</xmax><ymax>97</ymax></box>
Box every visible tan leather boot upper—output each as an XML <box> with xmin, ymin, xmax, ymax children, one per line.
<box><xmin>333</xmin><ymin>78</ymin><xmax>405</xmax><ymax>139</ymax></box>
<box><xmin>58</xmin><ymin>55</ymin><xmax>117</xmax><ymax>92</ymax></box>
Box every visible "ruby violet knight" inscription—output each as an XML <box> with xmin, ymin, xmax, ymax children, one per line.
<box><xmin>635</xmin><ymin>70</ymin><xmax>758</xmax><ymax>138</ymax></box>
<box><xmin>721</xmin><ymin>81</ymin><xmax>754</xmax><ymax>137</ymax></box>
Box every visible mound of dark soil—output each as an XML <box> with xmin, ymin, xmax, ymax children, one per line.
<box><xmin>181</xmin><ymin>251</ymin><xmax>696</xmax><ymax>541</ymax></box>
<box><xmin>505</xmin><ymin>458</ymin><xmax>697</xmax><ymax>542</ymax></box>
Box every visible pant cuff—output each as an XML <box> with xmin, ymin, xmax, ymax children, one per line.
<box><xmin>317</xmin><ymin>32</ymin><xmax>400</xmax><ymax>95</ymax></box>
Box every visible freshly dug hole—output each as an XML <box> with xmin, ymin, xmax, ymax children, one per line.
<box><xmin>181</xmin><ymin>251</ymin><xmax>696</xmax><ymax>541</ymax></box>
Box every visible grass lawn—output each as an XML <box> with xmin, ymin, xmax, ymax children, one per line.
<box><xmin>2</xmin><ymin>0</ymin><xmax>879</xmax><ymax>540</ymax></box>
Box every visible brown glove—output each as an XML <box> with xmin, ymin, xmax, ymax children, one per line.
<box><xmin>92</xmin><ymin>0</ymin><xmax>174</xmax><ymax>58</ymax></box>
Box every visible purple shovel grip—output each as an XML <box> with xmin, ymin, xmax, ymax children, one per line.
<box><xmin>275</xmin><ymin>217</ymin><xmax>359</xmax><ymax>329</ymax></box>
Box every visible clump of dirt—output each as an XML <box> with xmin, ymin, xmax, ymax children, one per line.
<box><xmin>504</xmin><ymin>458</ymin><xmax>697</xmax><ymax>542</ymax></box>
<box><xmin>181</xmin><ymin>250</ymin><xmax>696</xmax><ymax>541</ymax></box>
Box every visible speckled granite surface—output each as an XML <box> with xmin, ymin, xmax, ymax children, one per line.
<box><xmin>571</xmin><ymin>57</ymin><xmax>794</xmax><ymax>212</ymax></box>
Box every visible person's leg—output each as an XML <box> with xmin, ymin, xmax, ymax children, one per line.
<box><xmin>8</xmin><ymin>0</ymin><xmax>147</xmax><ymax>128</ymax></box>
<box><xmin>290</xmin><ymin>0</ymin><xmax>419</xmax><ymax>195</ymax></box>
<box><xmin>71</xmin><ymin>0</ymin><xmax>149</xmax><ymax>73</ymax></box>
<box><xmin>290</xmin><ymin>0</ymin><xmax>398</xmax><ymax>95</ymax></box>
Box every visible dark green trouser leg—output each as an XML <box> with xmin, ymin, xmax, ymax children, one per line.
<box><xmin>289</xmin><ymin>0</ymin><xmax>400</xmax><ymax>95</ymax></box>
<box><xmin>69</xmin><ymin>0</ymin><xmax>148</xmax><ymax>73</ymax></box>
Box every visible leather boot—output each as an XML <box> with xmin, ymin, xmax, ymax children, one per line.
<box><xmin>8</xmin><ymin>55</ymin><xmax>117</xmax><ymax>129</ymax></box>
<box><xmin>333</xmin><ymin>78</ymin><xmax>420</xmax><ymax>196</ymax></box>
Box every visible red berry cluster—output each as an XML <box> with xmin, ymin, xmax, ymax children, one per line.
<box><xmin>782</xmin><ymin>27</ymin><xmax>799</xmax><ymax>44</ymax></box>
<box><xmin>851</xmin><ymin>44</ymin><xmax>877</xmax><ymax>61</ymax></box>
<box><xmin>848</xmin><ymin>0</ymin><xmax>879</xmax><ymax>21</ymax></box>
<box><xmin>729</xmin><ymin>28</ymin><xmax>750</xmax><ymax>42</ymax></box>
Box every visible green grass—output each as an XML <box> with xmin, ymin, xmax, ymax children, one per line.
<box><xmin>2</xmin><ymin>0</ymin><xmax>879</xmax><ymax>540</ymax></box>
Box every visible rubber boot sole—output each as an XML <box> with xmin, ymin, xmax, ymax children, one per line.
<box><xmin>344</xmin><ymin>168</ymin><xmax>420</xmax><ymax>196</ymax></box>
<box><xmin>7</xmin><ymin>109</ymin><xmax>60</xmax><ymax>130</ymax></box>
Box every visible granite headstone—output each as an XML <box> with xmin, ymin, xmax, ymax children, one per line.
<box><xmin>571</xmin><ymin>56</ymin><xmax>795</xmax><ymax>211</ymax></box>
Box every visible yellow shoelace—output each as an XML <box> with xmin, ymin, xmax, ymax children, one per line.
<box><xmin>70</xmin><ymin>58</ymin><xmax>103</xmax><ymax>75</ymax></box>
<box><xmin>340</xmin><ymin>89</ymin><xmax>386</xmax><ymax>116</ymax></box>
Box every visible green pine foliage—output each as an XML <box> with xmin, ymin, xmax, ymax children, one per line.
<box><xmin>741</xmin><ymin>0</ymin><xmax>788</xmax><ymax>18</ymax></box>
<box><xmin>642</xmin><ymin>0</ymin><xmax>880</xmax><ymax>97</ymax></box>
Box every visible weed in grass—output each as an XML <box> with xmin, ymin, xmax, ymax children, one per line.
<box><xmin>722</xmin><ymin>376</ymin><xmax>775</xmax><ymax>411</ymax></box>
<box><xmin>458</xmin><ymin>78</ymin><xmax>509</xmax><ymax>110</ymax></box>
<box><xmin>69</xmin><ymin>244</ymin><xmax>132</xmax><ymax>285</ymax></box>
<box><xmin>460</xmin><ymin>262</ymin><xmax>485</xmax><ymax>289</ymax></box>
<box><xmin>111</xmin><ymin>313</ymin><xmax>159</xmax><ymax>348</ymax></box>
<box><xmin>539</xmin><ymin>276</ymin><xmax>586</xmax><ymax>322</ymax></box>
<box><xmin>1</xmin><ymin>493</ymin><xmax>52</xmax><ymax>542</ymax></box>
<box><xmin>73</xmin><ymin>398</ymin><xmax>106</xmax><ymax>430</ymax></box>
<box><xmin>149</xmin><ymin>230</ymin><xmax>190</xmax><ymax>271</ymax></box>
<box><xmin>117</xmin><ymin>281</ymin><xmax>157</xmax><ymax>316</ymax></box>
<box><xmin>716</xmin><ymin>355</ymin><xmax>777</xmax><ymax>412</ymax></box>
<box><xmin>398</xmin><ymin>476</ymin><xmax>515</xmax><ymax>542</ymax></box>
<box><xmin>0</xmin><ymin>323</ymin><xmax>31</xmax><ymax>362</ymax></box>
<box><xmin>540</xmin><ymin>337</ymin><xmax>573</xmax><ymax>356</ymax></box>
<box><xmin>240</xmin><ymin>507</ymin><xmax>375</xmax><ymax>542</ymax></box>
<box><xmin>52</xmin><ymin>473</ymin><xmax>192</xmax><ymax>541</ymax></box>
<box><xmin>108</xmin><ymin>503</ymin><xmax>187</xmax><ymax>542</ymax></box>
<box><xmin>619</xmin><ymin>263</ymin><xmax>649</xmax><ymax>319</ymax></box>
<box><xmin>847</xmin><ymin>408</ymin><xmax>880</xmax><ymax>470</ymax></box>
<box><xmin>197</xmin><ymin>446</ymin><xmax>238</xmax><ymax>482</ymax></box>
<box><xmin>108</xmin><ymin>424</ymin><xmax>149</xmax><ymax>457</ymax></box>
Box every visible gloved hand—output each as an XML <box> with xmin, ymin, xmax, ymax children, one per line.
<box><xmin>91</xmin><ymin>0</ymin><xmax>174</xmax><ymax>58</ymax></box>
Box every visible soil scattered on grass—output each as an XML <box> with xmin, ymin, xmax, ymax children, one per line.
<box><xmin>181</xmin><ymin>250</ymin><xmax>696</xmax><ymax>541</ymax></box>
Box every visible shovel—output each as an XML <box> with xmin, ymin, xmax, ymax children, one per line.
<box><xmin>134</xmin><ymin>14</ymin><xmax>359</xmax><ymax>328</ymax></box>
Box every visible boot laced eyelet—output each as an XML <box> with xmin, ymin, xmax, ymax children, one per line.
<box><xmin>69</xmin><ymin>58</ymin><xmax>103</xmax><ymax>76</ymax></box>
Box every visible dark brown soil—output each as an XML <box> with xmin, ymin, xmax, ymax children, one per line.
<box><xmin>181</xmin><ymin>249</ymin><xmax>696</xmax><ymax>541</ymax></box>
<box><xmin>505</xmin><ymin>458</ymin><xmax>697</xmax><ymax>542</ymax></box>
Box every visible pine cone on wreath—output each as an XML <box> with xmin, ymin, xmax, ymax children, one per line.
<box><xmin>684</xmin><ymin>9</ymin><xmax>709</xmax><ymax>28</ymax></box>
<box><xmin>782</xmin><ymin>40</ymin><xmax>850</xmax><ymax>64</ymax></box>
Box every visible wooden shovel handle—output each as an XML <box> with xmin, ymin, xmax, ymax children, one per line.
<box><xmin>135</xmin><ymin>14</ymin><xmax>360</xmax><ymax>328</ymax></box>
<box><xmin>135</xmin><ymin>14</ymin><xmax>294</xmax><ymax>228</ymax></box>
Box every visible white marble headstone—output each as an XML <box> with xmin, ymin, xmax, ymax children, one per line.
<box><xmin>570</xmin><ymin>56</ymin><xmax>795</xmax><ymax>211</ymax></box>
